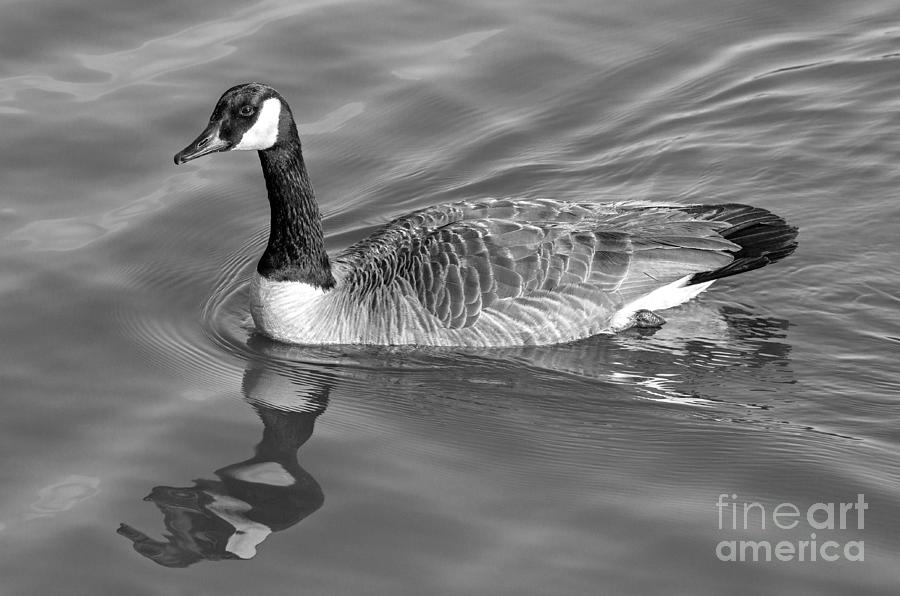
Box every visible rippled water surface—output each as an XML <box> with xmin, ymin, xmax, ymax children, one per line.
<box><xmin>2</xmin><ymin>0</ymin><xmax>900</xmax><ymax>594</ymax></box>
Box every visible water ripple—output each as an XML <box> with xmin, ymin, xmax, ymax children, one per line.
<box><xmin>391</xmin><ymin>29</ymin><xmax>504</xmax><ymax>81</ymax></box>
<box><xmin>0</xmin><ymin>0</ymin><xmax>357</xmax><ymax>105</ymax></box>
<box><xmin>9</xmin><ymin>173</ymin><xmax>206</xmax><ymax>252</ymax></box>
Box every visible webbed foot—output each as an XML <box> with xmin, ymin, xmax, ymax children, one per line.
<box><xmin>631</xmin><ymin>309</ymin><xmax>666</xmax><ymax>328</ymax></box>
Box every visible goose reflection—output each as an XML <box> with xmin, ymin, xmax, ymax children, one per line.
<box><xmin>117</xmin><ymin>356</ymin><xmax>330</xmax><ymax>567</ymax></box>
<box><xmin>118</xmin><ymin>297</ymin><xmax>794</xmax><ymax>567</ymax></box>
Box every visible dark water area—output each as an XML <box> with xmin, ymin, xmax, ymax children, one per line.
<box><xmin>2</xmin><ymin>0</ymin><xmax>900</xmax><ymax>594</ymax></box>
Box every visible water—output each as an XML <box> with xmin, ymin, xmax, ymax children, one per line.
<box><xmin>2</xmin><ymin>0</ymin><xmax>899</xmax><ymax>593</ymax></box>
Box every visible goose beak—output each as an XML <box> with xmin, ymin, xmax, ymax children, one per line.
<box><xmin>174</xmin><ymin>122</ymin><xmax>231</xmax><ymax>164</ymax></box>
<box><xmin>116</xmin><ymin>523</ymin><xmax>150</xmax><ymax>543</ymax></box>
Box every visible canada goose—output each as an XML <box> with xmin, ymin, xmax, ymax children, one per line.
<box><xmin>174</xmin><ymin>83</ymin><xmax>797</xmax><ymax>346</ymax></box>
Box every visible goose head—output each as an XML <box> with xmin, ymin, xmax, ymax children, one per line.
<box><xmin>174</xmin><ymin>83</ymin><xmax>294</xmax><ymax>164</ymax></box>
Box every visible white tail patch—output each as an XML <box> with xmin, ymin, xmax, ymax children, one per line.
<box><xmin>234</xmin><ymin>97</ymin><xmax>281</xmax><ymax>150</ymax></box>
<box><xmin>611</xmin><ymin>274</ymin><xmax>714</xmax><ymax>330</ymax></box>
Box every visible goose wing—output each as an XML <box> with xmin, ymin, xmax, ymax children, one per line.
<box><xmin>335</xmin><ymin>199</ymin><xmax>754</xmax><ymax>330</ymax></box>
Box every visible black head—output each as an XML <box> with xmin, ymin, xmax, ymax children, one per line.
<box><xmin>174</xmin><ymin>83</ymin><xmax>295</xmax><ymax>165</ymax></box>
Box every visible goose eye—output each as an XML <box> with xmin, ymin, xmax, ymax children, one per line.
<box><xmin>239</xmin><ymin>105</ymin><xmax>255</xmax><ymax>117</ymax></box>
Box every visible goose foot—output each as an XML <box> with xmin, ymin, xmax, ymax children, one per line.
<box><xmin>630</xmin><ymin>309</ymin><xmax>666</xmax><ymax>329</ymax></box>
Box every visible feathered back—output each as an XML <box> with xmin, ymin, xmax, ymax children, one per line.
<box><xmin>333</xmin><ymin>199</ymin><xmax>796</xmax><ymax>340</ymax></box>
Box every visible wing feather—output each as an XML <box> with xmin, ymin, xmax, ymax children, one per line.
<box><xmin>334</xmin><ymin>199</ymin><xmax>767</xmax><ymax>332</ymax></box>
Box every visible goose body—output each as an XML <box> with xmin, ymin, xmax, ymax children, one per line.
<box><xmin>175</xmin><ymin>83</ymin><xmax>797</xmax><ymax>347</ymax></box>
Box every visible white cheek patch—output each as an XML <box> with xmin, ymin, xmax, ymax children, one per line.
<box><xmin>204</xmin><ymin>492</ymin><xmax>272</xmax><ymax>559</ymax></box>
<box><xmin>234</xmin><ymin>97</ymin><xmax>281</xmax><ymax>150</ymax></box>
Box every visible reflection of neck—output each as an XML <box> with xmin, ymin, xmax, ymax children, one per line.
<box><xmin>255</xmin><ymin>407</ymin><xmax>318</xmax><ymax>461</ymax></box>
<box><xmin>214</xmin><ymin>407</ymin><xmax>320</xmax><ymax>488</ymax></box>
<box><xmin>213</xmin><ymin>405</ymin><xmax>324</xmax><ymax>534</ymax></box>
<box><xmin>257</xmin><ymin>133</ymin><xmax>335</xmax><ymax>287</ymax></box>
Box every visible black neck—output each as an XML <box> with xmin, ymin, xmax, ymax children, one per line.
<box><xmin>256</xmin><ymin>134</ymin><xmax>335</xmax><ymax>287</ymax></box>
<box><xmin>254</xmin><ymin>406</ymin><xmax>320</xmax><ymax>460</ymax></box>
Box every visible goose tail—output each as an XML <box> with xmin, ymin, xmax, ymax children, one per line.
<box><xmin>682</xmin><ymin>203</ymin><xmax>798</xmax><ymax>285</ymax></box>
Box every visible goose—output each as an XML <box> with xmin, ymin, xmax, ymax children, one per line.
<box><xmin>174</xmin><ymin>83</ymin><xmax>798</xmax><ymax>347</ymax></box>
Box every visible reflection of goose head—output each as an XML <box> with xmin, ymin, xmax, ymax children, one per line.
<box><xmin>117</xmin><ymin>488</ymin><xmax>236</xmax><ymax>567</ymax></box>
<box><xmin>118</xmin><ymin>354</ymin><xmax>330</xmax><ymax>566</ymax></box>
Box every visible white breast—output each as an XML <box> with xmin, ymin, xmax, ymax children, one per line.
<box><xmin>249</xmin><ymin>273</ymin><xmax>331</xmax><ymax>343</ymax></box>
